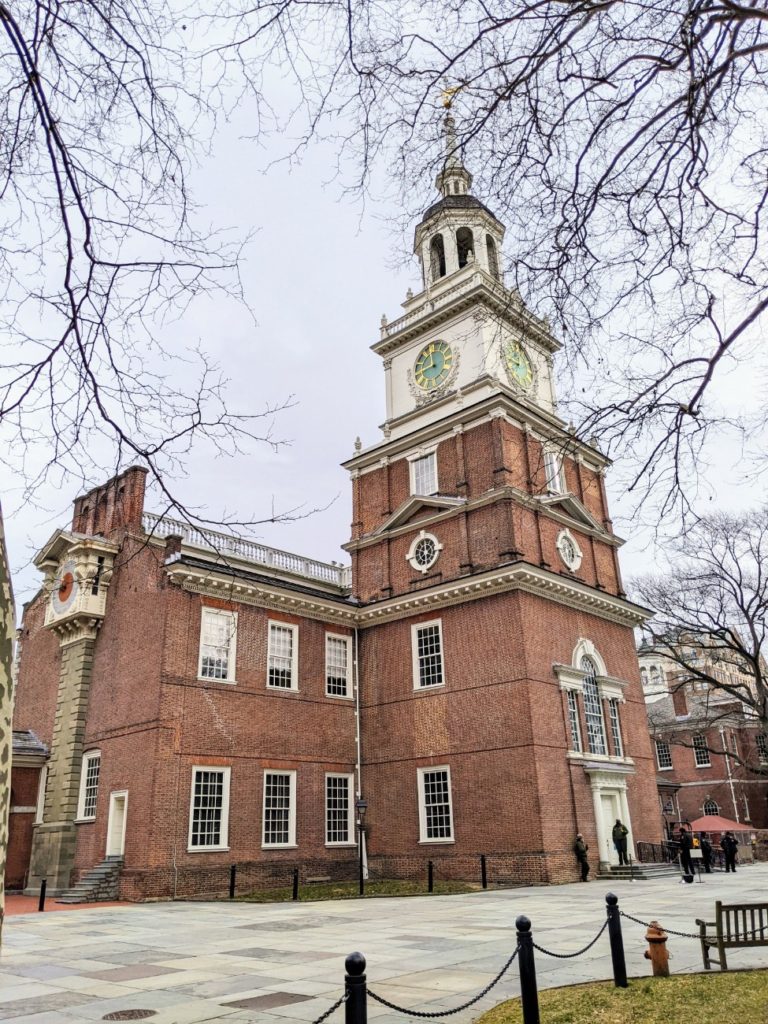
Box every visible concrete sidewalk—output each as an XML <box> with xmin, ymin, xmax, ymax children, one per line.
<box><xmin>2</xmin><ymin>866</ymin><xmax>767</xmax><ymax>1024</ymax></box>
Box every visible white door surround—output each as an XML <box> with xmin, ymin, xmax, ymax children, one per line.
<box><xmin>106</xmin><ymin>791</ymin><xmax>128</xmax><ymax>857</ymax></box>
<box><xmin>583</xmin><ymin>764</ymin><xmax>634</xmax><ymax>870</ymax></box>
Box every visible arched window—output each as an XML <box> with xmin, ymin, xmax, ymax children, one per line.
<box><xmin>486</xmin><ymin>235</ymin><xmax>500</xmax><ymax>279</ymax></box>
<box><xmin>581</xmin><ymin>656</ymin><xmax>607</xmax><ymax>755</ymax></box>
<box><xmin>640</xmin><ymin>668</ymin><xmax>648</xmax><ymax>687</ymax></box>
<box><xmin>456</xmin><ymin>227</ymin><xmax>474</xmax><ymax>268</ymax></box>
<box><xmin>430</xmin><ymin>234</ymin><xmax>446</xmax><ymax>280</ymax></box>
<box><xmin>703</xmin><ymin>799</ymin><xmax>719</xmax><ymax>816</ymax></box>
<box><xmin>650</xmin><ymin>665</ymin><xmax>660</xmax><ymax>687</ymax></box>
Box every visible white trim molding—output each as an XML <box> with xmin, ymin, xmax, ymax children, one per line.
<box><xmin>417</xmin><ymin>765</ymin><xmax>455</xmax><ymax>844</ymax></box>
<box><xmin>187</xmin><ymin>765</ymin><xmax>231</xmax><ymax>852</ymax></box>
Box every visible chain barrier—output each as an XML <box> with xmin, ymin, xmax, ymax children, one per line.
<box><xmin>309</xmin><ymin>992</ymin><xmax>347</xmax><ymax>1024</ymax></box>
<box><xmin>368</xmin><ymin>945</ymin><xmax>520</xmax><ymax>1019</ymax></box>
<box><xmin>532</xmin><ymin>917</ymin><xmax>609</xmax><ymax>958</ymax></box>
<box><xmin>620</xmin><ymin>910</ymin><xmax>703</xmax><ymax>940</ymax></box>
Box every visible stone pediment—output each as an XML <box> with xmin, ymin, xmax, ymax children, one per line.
<box><xmin>537</xmin><ymin>493</ymin><xmax>604</xmax><ymax>533</ymax></box>
<box><xmin>373</xmin><ymin>495</ymin><xmax>466</xmax><ymax>536</ymax></box>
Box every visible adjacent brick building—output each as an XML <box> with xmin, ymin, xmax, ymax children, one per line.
<box><xmin>12</xmin><ymin>124</ymin><xmax>662</xmax><ymax>898</ymax></box>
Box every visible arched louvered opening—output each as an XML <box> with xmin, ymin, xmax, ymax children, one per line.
<box><xmin>486</xmin><ymin>235</ymin><xmax>500</xmax><ymax>279</ymax></box>
<box><xmin>456</xmin><ymin>227</ymin><xmax>474</xmax><ymax>268</ymax></box>
<box><xmin>430</xmin><ymin>234</ymin><xmax>446</xmax><ymax>280</ymax></box>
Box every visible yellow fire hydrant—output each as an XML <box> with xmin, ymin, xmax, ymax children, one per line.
<box><xmin>644</xmin><ymin>920</ymin><xmax>670</xmax><ymax>977</ymax></box>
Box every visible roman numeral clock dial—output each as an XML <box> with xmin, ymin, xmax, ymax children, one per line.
<box><xmin>414</xmin><ymin>340</ymin><xmax>453</xmax><ymax>390</ymax></box>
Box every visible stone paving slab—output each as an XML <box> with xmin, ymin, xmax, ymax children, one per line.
<box><xmin>2</xmin><ymin>866</ymin><xmax>768</xmax><ymax>1023</ymax></box>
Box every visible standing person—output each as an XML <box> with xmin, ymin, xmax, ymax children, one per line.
<box><xmin>721</xmin><ymin>831</ymin><xmax>739</xmax><ymax>873</ymax></box>
<box><xmin>678</xmin><ymin>827</ymin><xmax>694</xmax><ymax>876</ymax></box>
<box><xmin>700</xmin><ymin>833</ymin><xmax>713</xmax><ymax>873</ymax></box>
<box><xmin>574</xmin><ymin>834</ymin><xmax>590</xmax><ymax>882</ymax></box>
<box><xmin>612</xmin><ymin>819</ymin><xmax>629</xmax><ymax>865</ymax></box>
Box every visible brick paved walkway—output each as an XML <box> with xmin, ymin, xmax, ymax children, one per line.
<box><xmin>2</xmin><ymin>866</ymin><xmax>767</xmax><ymax>1023</ymax></box>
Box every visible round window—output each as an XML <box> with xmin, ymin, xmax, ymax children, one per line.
<box><xmin>414</xmin><ymin>537</ymin><xmax>437</xmax><ymax>568</ymax></box>
<box><xmin>556</xmin><ymin>529</ymin><xmax>582</xmax><ymax>571</ymax></box>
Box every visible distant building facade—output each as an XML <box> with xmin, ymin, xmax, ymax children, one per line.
<box><xmin>11</xmin><ymin>126</ymin><xmax>662</xmax><ymax>899</ymax></box>
<box><xmin>639</xmin><ymin>639</ymin><xmax>768</xmax><ymax>833</ymax></box>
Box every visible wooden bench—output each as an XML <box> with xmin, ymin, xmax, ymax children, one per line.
<box><xmin>696</xmin><ymin>900</ymin><xmax>768</xmax><ymax>970</ymax></box>
<box><xmin>305</xmin><ymin>875</ymin><xmax>331</xmax><ymax>884</ymax></box>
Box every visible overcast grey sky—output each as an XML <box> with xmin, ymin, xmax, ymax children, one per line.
<box><xmin>4</xmin><ymin>81</ymin><xmax>763</xmax><ymax>610</ymax></box>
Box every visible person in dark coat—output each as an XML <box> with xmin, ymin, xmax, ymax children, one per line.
<box><xmin>574</xmin><ymin>834</ymin><xmax>590</xmax><ymax>881</ymax></box>
<box><xmin>612</xmin><ymin>819</ymin><xmax>629</xmax><ymax>865</ymax></box>
<box><xmin>699</xmin><ymin>833</ymin><xmax>713</xmax><ymax>873</ymax></box>
<box><xmin>721</xmin><ymin>831</ymin><xmax>739</xmax><ymax>873</ymax></box>
<box><xmin>678</xmin><ymin>827</ymin><xmax>694</xmax><ymax>876</ymax></box>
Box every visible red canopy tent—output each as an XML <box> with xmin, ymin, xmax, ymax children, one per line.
<box><xmin>689</xmin><ymin>814</ymin><xmax>750</xmax><ymax>834</ymax></box>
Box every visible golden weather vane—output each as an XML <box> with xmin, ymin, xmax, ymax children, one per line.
<box><xmin>441</xmin><ymin>85</ymin><xmax>463</xmax><ymax>109</ymax></box>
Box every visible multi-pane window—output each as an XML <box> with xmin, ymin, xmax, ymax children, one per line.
<box><xmin>77</xmin><ymin>751</ymin><xmax>101</xmax><ymax>820</ymax></box>
<box><xmin>656</xmin><ymin>739</ymin><xmax>673</xmax><ymax>769</ymax></box>
<box><xmin>544</xmin><ymin>450</ymin><xmax>564</xmax><ymax>493</ymax></box>
<box><xmin>418</xmin><ymin>767</ymin><xmax>454</xmax><ymax>842</ymax></box>
<box><xmin>411</xmin><ymin>452</ymin><xmax>438</xmax><ymax>496</ymax></box>
<box><xmin>693</xmin><ymin>733</ymin><xmax>711</xmax><ymax>767</ymax></box>
<box><xmin>262</xmin><ymin>771</ymin><xmax>296</xmax><ymax>846</ymax></box>
<box><xmin>268</xmin><ymin>622</ymin><xmax>298</xmax><ymax>689</ymax></box>
<box><xmin>325</xmin><ymin>774</ymin><xmax>354</xmax><ymax>845</ymax></box>
<box><xmin>608</xmin><ymin>699</ymin><xmax>623</xmax><ymax>757</ymax></box>
<box><xmin>756</xmin><ymin>733</ymin><xmax>768</xmax><ymax>765</ymax></box>
<box><xmin>199</xmin><ymin>608</ymin><xmax>237</xmax><ymax>681</ymax></box>
<box><xmin>188</xmin><ymin>767</ymin><xmax>230</xmax><ymax>850</ymax></box>
<box><xmin>703</xmin><ymin>799</ymin><xmax>719</xmax><ymax>816</ymax></box>
<box><xmin>326</xmin><ymin>634</ymin><xmax>351</xmax><ymax>698</ymax></box>
<box><xmin>412</xmin><ymin>621</ymin><xmax>444</xmax><ymax>688</ymax></box>
<box><xmin>730</xmin><ymin>732</ymin><xmax>739</xmax><ymax>757</ymax></box>
<box><xmin>566</xmin><ymin>690</ymin><xmax>582</xmax><ymax>752</ymax></box>
<box><xmin>581</xmin><ymin>657</ymin><xmax>607</xmax><ymax>755</ymax></box>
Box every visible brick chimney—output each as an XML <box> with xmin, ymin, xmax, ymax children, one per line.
<box><xmin>671</xmin><ymin>685</ymin><xmax>689</xmax><ymax>717</ymax></box>
<box><xmin>72</xmin><ymin>466</ymin><xmax>148</xmax><ymax>536</ymax></box>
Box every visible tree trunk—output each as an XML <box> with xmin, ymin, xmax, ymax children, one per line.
<box><xmin>0</xmin><ymin>502</ymin><xmax>17</xmax><ymax>946</ymax></box>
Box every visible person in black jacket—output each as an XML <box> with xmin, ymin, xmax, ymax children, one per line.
<box><xmin>574</xmin><ymin>834</ymin><xmax>590</xmax><ymax>881</ymax></box>
<box><xmin>721</xmin><ymin>831</ymin><xmax>739</xmax><ymax>873</ymax></box>
<box><xmin>678</xmin><ymin>827</ymin><xmax>694</xmax><ymax>876</ymax></box>
<box><xmin>612</xmin><ymin>820</ymin><xmax>629</xmax><ymax>865</ymax></box>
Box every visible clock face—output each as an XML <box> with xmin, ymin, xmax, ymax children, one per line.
<box><xmin>504</xmin><ymin>341</ymin><xmax>534</xmax><ymax>390</ymax></box>
<box><xmin>414</xmin><ymin>341</ymin><xmax>453</xmax><ymax>391</ymax></box>
<box><xmin>51</xmin><ymin>558</ymin><xmax>79</xmax><ymax>615</ymax></box>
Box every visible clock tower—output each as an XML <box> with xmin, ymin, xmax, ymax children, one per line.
<box><xmin>345</xmin><ymin>114</ymin><xmax>660</xmax><ymax>877</ymax></box>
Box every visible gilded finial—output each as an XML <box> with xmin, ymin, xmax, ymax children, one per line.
<box><xmin>442</xmin><ymin>85</ymin><xmax>463</xmax><ymax>109</ymax></box>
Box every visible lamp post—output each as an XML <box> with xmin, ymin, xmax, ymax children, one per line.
<box><xmin>355</xmin><ymin>798</ymin><xmax>368</xmax><ymax>897</ymax></box>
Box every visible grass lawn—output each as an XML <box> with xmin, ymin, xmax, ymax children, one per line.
<box><xmin>478</xmin><ymin>970</ymin><xmax>768</xmax><ymax>1023</ymax></box>
<box><xmin>239</xmin><ymin>878</ymin><xmax>479</xmax><ymax>902</ymax></box>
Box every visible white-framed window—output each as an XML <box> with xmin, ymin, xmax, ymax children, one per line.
<box><xmin>77</xmin><ymin>750</ymin><xmax>101</xmax><ymax>821</ymax></box>
<box><xmin>693</xmin><ymin>733</ymin><xmax>711</xmax><ymax>767</ymax></box>
<box><xmin>640</xmin><ymin>667</ymin><xmax>648</xmax><ymax>688</ymax></box>
<box><xmin>566</xmin><ymin>690</ymin><xmax>582</xmax><ymax>752</ymax></box>
<box><xmin>649</xmin><ymin>665</ymin><xmax>660</xmax><ymax>687</ymax></box>
<box><xmin>262</xmin><ymin>770</ymin><xmax>297</xmax><ymax>847</ymax></box>
<box><xmin>406</xmin><ymin>530</ymin><xmax>443</xmax><ymax>574</ymax></box>
<box><xmin>730</xmin><ymin>732</ymin><xmax>739</xmax><ymax>757</ymax></box>
<box><xmin>325</xmin><ymin>633</ymin><xmax>352</xmax><ymax>698</ymax></box>
<box><xmin>34</xmin><ymin>765</ymin><xmax>48</xmax><ymax>824</ymax></box>
<box><xmin>410</xmin><ymin>452</ymin><xmax>438</xmax><ymax>496</ymax></box>
<box><xmin>656</xmin><ymin>739</ymin><xmax>673</xmax><ymax>770</ymax></box>
<box><xmin>412</xmin><ymin>620</ymin><xmax>445</xmax><ymax>689</ymax></box>
<box><xmin>756</xmin><ymin>733</ymin><xmax>768</xmax><ymax>765</ymax></box>
<box><xmin>188</xmin><ymin>766</ymin><xmax>230</xmax><ymax>851</ymax></box>
<box><xmin>198</xmin><ymin>608</ymin><xmax>238</xmax><ymax>682</ymax></box>
<box><xmin>703</xmin><ymin>799</ymin><xmax>719</xmax><ymax>816</ymax></box>
<box><xmin>544</xmin><ymin>449</ymin><xmax>564</xmax><ymax>494</ymax></box>
<box><xmin>581</xmin><ymin>657</ymin><xmax>607</xmax><ymax>755</ymax></box>
<box><xmin>268</xmin><ymin>621</ymin><xmax>298</xmax><ymax>690</ymax></box>
<box><xmin>608</xmin><ymin>698</ymin><xmax>623</xmax><ymax>757</ymax></box>
<box><xmin>417</xmin><ymin>766</ymin><xmax>454</xmax><ymax>843</ymax></box>
<box><xmin>325</xmin><ymin>773</ymin><xmax>354</xmax><ymax>845</ymax></box>
<box><xmin>556</xmin><ymin>529</ymin><xmax>582</xmax><ymax>571</ymax></box>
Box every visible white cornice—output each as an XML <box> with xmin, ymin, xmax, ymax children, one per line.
<box><xmin>165</xmin><ymin>558</ymin><xmax>650</xmax><ymax>632</ymax></box>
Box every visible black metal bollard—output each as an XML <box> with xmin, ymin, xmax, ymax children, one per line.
<box><xmin>515</xmin><ymin>915</ymin><xmax>539</xmax><ymax>1024</ymax></box>
<box><xmin>428</xmin><ymin>860</ymin><xmax>434</xmax><ymax>893</ymax></box>
<box><xmin>292</xmin><ymin>867</ymin><xmax>299</xmax><ymax>902</ymax></box>
<box><xmin>38</xmin><ymin>879</ymin><xmax>47</xmax><ymax>913</ymax></box>
<box><xmin>481</xmin><ymin>854</ymin><xmax>488</xmax><ymax>889</ymax></box>
<box><xmin>345</xmin><ymin>951</ymin><xmax>367</xmax><ymax>1024</ymax></box>
<box><xmin>229</xmin><ymin>864</ymin><xmax>236</xmax><ymax>900</ymax></box>
<box><xmin>605</xmin><ymin>893</ymin><xmax>628</xmax><ymax>988</ymax></box>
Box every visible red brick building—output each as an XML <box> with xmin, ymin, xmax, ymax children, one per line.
<box><xmin>639</xmin><ymin>641</ymin><xmax>768</xmax><ymax>834</ymax></box>
<box><xmin>12</xmin><ymin>128</ymin><xmax>661</xmax><ymax>898</ymax></box>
